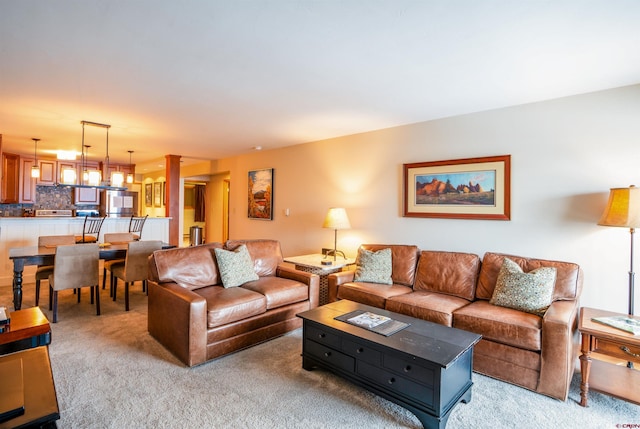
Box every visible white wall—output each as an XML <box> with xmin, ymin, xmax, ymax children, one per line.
<box><xmin>211</xmin><ymin>84</ymin><xmax>640</xmax><ymax>314</ymax></box>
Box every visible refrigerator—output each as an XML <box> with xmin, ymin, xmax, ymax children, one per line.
<box><xmin>100</xmin><ymin>190</ymin><xmax>139</xmax><ymax>217</ymax></box>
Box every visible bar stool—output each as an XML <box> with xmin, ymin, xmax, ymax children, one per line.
<box><xmin>128</xmin><ymin>215</ymin><xmax>148</xmax><ymax>240</ymax></box>
<box><xmin>75</xmin><ymin>216</ymin><xmax>106</xmax><ymax>243</ymax></box>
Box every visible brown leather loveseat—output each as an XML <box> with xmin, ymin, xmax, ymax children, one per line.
<box><xmin>328</xmin><ymin>244</ymin><xmax>583</xmax><ymax>401</ymax></box>
<box><xmin>148</xmin><ymin>239</ymin><xmax>319</xmax><ymax>366</ymax></box>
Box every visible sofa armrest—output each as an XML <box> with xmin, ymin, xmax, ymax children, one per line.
<box><xmin>327</xmin><ymin>270</ymin><xmax>356</xmax><ymax>303</ymax></box>
<box><xmin>538</xmin><ymin>299</ymin><xmax>580</xmax><ymax>400</ymax></box>
<box><xmin>276</xmin><ymin>265</ymin><xmax>320</xmax><ymax>309</ymax></box>
<box><xmin>148</xmin><ymin>280</ymin><xmax>208</xmax><ymax>367</ymax></box>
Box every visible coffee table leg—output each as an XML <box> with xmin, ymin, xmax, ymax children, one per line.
<box><xmin>579</xmin><ymin>333</ymin><xmax>591</xmax><ymax>407</ymax></box>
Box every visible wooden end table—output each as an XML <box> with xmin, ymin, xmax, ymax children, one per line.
<box><xmin>0</xmin><ymin>307</ymin><xmax>51</xmax><ymax>355</ymax></box>
<box><xmin>578</xmin><ymin>307</ymin><xmax>640</xmax><ymax>407</ymax></box>
<box><xmin>284</xmin><ymin>254</ymin><xmax>355</xmax><ymax>305</ymax></box>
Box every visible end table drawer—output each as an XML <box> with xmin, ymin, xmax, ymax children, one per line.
<box><xmin>305</xmin><ymin>340</ymin><xmax>355</xmax><ymax>372</ymax></box>
<box><xmin>594</xmin><ymin>338</ymin><xmax>640</xmax><ymax>364</ymax></box>
<box><xmin>306</xmin><ymin>324</ymin><xmax>342</xmax><ymax>349</ymax></box>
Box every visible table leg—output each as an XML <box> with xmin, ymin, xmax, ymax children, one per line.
<box><xmin>579</xmin><ymin>333</ymin><xmax>592</xmax><ymax>407</ymax></box>
<box><xmin>12</xmin><ymin>259</ymin><xmax>25</xmax><ymax>310</ymax></box>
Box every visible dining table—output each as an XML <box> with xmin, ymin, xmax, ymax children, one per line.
<box><xmin>8</xmin><ymin>242</ymin><xmax>173</xmax><ymax>311</ymax></box>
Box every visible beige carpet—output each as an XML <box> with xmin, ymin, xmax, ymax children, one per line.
<box><xmin>1</xmin><ymin>282</ymin><xmax>638</xmax><ymax>428</ymax></box>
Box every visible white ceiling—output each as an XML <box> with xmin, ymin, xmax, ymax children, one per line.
<box><xmin>1</xmin><ymin>1</ymin><xmax>640</xmax><ymax>172</ymax></box>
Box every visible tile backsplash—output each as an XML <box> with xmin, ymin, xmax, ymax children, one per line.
<box><xmin>0</xmin><ymin>186</ymin><xmax>97</xmax><ymax>216</ymax></box>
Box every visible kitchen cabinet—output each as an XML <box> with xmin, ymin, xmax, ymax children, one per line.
<box><xmin>36</xmin><ymin>159</ymin><xmax>57</xmax><ymax>186</ymax></box>
<box><xmin>20</xmin><ymin>157</ymin><xmax>37</xmax><ymax>203</ymax></box>
<box><xmin>104</xmin><ymin>163</ymin><xmax>135</xmax><ymax>185</ymax></box>
<box><xmin>1</xmin><ymin>152</ymin><xmax>20</xmax><ymax>203</ymax></box>
<box><xmin>75</xmin><ymin>161</ymin><xmax>100</xmax><ymax>205</ymax></box>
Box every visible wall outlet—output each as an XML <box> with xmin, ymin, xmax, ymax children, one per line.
<box><xmin>321</xmin><ymin>248</ymin><xmax>332</xmax><ymax>256</ymax></box>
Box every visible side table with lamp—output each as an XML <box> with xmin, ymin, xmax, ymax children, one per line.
<box><xmin>578</xmin><ymin>185</ymin><xmax>640</xmax><ymax>407</ymax></box>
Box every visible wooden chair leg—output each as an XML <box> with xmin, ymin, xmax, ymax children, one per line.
<box><xmin>112</xmin><ymin>278</ymin><xmax>118</xmax><ymax>302</ymax></box>
<box><xmin>125</xmin><ymin>281</ymin><xmax>130</xmax><ymax>311</ymax></box>
<box><xmin>102</xmin><ymin>268</ymin><xmax>107</xmax><ymax>289</ymax></box>
<box><xmin>49</xmin><ymin>286</ymin><xmax>53</xmax><ymax>310</ymax></box>
<box><xmin>95</xmin><ymin>286</ymin><xmax>101</xmax><ymax>316</ymax></box>
<box><xmin>77</xmin><ymin>288</ymin><xmax>81</xmax><ymax>303</ymax></box>
<box><xmin>35</xmin><ymin>279</ymin><xmax>41</xmax><ymax>306</ymax></box>
<box><xmin>52</xmin><ymin>291</ymin><xmax>58</xmax><ymax>323</ymax></box>
<box><xmin>90</xmin><ymin>285</ymin><xmax>94</xmax><ymax>304</ymax></box>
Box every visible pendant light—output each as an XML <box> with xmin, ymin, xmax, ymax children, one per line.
<box><xmin>31</xmin><ymin>138</ymin><xmax>41</xmax><ymax>178</ymax></box>
<box><xmin>126</xmin><ymin>150</ymin><xmax>134</xmax><ymax>184</ymax></box>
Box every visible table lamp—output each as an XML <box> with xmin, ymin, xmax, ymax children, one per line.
<box><xmin>598</xmin><ymin>185</ymin><xmax>640</xmax><ymax>316</ymax></box>
<box><xmin>322</xmin><ymin>208</ymin><xmax>351</xmax><ymax>261</ymax></box>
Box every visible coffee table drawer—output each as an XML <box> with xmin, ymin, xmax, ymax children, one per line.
<box><xmin>305</xmin><ymin>340</ymin><xmax>355</xmax><ymax>372</ymax></box>
<box><xmin>594</xmin><ymin>338</ymin><xmax>640</xmax><ymax>364</ymax></box>
<box><xmin>384</xmin><ymin>354</ymin><xmax>435</xmax><ymax>385</ymax></box>
<box><xmin>341</xmin><ymin>338</ymin><xmax>382</xmax><ymax>366</ymax></box>
<box><xmin>358</xmin><ymin>360</ymin><xmax>435</xmax><ymax>408</ymax></box>
<box><xmin>306</xmin><ymin>324</ymin><xmax>342</xmax><ymax>349</ymax></box>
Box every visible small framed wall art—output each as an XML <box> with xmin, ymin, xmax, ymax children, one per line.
<box><xmin>248</xmin><ymin>168</ymin><xmax>273</xmax><ymax>220</ymax></box>
<box><xmin>154</xmin><ymin>182</ymin><xmax>162</xmax><ymax>207</ymax></box>
<box><xmin>403</xmin><ymin>155</ymin><xmax>511</xmax><ymax>220</ymax></box>
<box><xmin>145</xmin><ymin>183</ymin><xmax>153</xmax><ymax>207</ymax></box>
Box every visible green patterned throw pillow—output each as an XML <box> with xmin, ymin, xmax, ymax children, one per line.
<box><xmin>214</xmin><ymin>245</ymin><xmax>259</xmax><ymax>288</ymax></box>
<box><xmin>353</xmin><ymin>247</ymin><xmax>393</xmax><ymax>285</ymax></box>
<box><xmin>490</xmin><ymin>258</ymin><xmax>556</xmax><ymax>316</ymax></box>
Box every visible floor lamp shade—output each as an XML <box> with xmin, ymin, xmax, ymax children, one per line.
<box><xmin>598</xmin><ymin>186</ymin><xmax>640</xmax><ymax>228</ymax></box>
<box><xmin>598</xmin><ymin>185</ymin><xmax>640</xmax><ymax>316</ymax></box>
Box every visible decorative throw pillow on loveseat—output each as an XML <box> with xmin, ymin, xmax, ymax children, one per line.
<box><xmin>213</xmin><ymin>244</ymin><xmax>259</xmax><ymax>288</ymax></box>
<box><xmin>353</xmin><ymin>247</ymin><xmax>393</xmax><ymax>285</ymax></box>
<box><xmin>490</xmin><ymin>257</ymin><xmax>557</xmax><ymax>316</ymax></box>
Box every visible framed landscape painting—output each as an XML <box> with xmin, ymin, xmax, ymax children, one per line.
<box><xmin>248</xmin><ymin>168</ymin><xmax>273</xmax><ymax>220</ymax></box>
<box><xmin>154</xmin><ymin>182</ymin><xmax>162</xmax><ymax>207</ymax></box>
<box><xmin>403</xmin><ymin>155</ymin><xmax>510</xmax><ymax>220</ymax></box>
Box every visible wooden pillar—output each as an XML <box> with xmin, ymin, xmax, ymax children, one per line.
<box><xmin>165</xmin><ymin>154</ymin><xmax>181</xmax><ymax>246</ymax></box>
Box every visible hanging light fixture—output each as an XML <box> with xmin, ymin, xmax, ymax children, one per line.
<box><xmin>31</xmin><ymin>138</ymin><xmax>41</xmax><ymax>178</ymax></box>
<box><xmin>126</xmin><ymin>150</ymin><xmax>134</xmax><ymax>184</ymax></box>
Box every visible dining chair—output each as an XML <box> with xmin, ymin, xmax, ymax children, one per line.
<box><xmin>75</xmin><ymin>215</ymin><xmax>106</xmax><ymax>243</ymax></box>
<box><xmin>48</xmin><ymin>243</ymin><xmax>100</xmax><ymax>323</ymax></box>
<box><xmin>128</xmin><ymin>215</ymin><xmax>148</xmax><ymax>240</ymax></box>
<box><xmin>102</xmin><ymin>232</ymin><xmax>136</xmax><ymax>295</ymax></box>
<box><xmin>111</xmin><ymin>240</ymin><xmax>163</xmax><ymax>311</ymax></box>
<box><xmin>35</xmin><ymin>235</ymin><xmax>76</xmax><ymax>306</ymax></box>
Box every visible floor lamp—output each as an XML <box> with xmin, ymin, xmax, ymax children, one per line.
<box><xmin>322</xmin><ymin>208</ymin><xmax>351</xmax><ymax>261</ymax></box>
<box><xmin>597</xmin><ymin>185</ymin><xmax>640</xmax><ymax>317</ymax></box>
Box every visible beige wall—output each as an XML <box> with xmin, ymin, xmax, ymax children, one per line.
<box><xmin>205</xmin><ymin>84</ymin><xmax>640</xmax><ymax>313</ymax></box>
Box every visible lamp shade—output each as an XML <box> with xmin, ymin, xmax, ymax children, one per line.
<box><xmin>322</xmin><ymin>208</ymin><xmax>351</xmax><ymax>230</ymax></box>
<box><xmin>598</xmin><ymin>186</ymin><xmax>640</xmax><ymax>228</ymax></box>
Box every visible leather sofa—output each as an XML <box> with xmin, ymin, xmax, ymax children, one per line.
<box><xmin>328</xmin><ymin>244</ymin><xmax>583</xmax><ymax>401</ymax></box>
<box><xmin>148</xmin><ymin>239</ymin><xmax>319</xmax><ymax>366</ymax></box>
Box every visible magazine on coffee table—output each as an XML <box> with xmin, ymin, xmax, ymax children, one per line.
<box><xmin>592</xmin><ymin>315</ymin><xmax>640</xmax><ymax>335</ymax></box>
<box><xmin>335</xmin><ymin>310</ymin><xmax>410</xmax><ymax>337</ymax></box>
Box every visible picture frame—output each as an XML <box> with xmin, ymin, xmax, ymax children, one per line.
<box><xmin>154</xmin><ymin>182</ymin><xmax>162</xmax><ymax>207</ymax></box>
<box><xmin>248</xmin><ymin>168</ymin><xmax>274</xmax><ymax>220</ymax></box>
<box><xmin>403</xmin><ymin>155</ymin><xmax>510</xmax><ymax>220</ymax></box>
<box><xmin>144</xmin><ymin>183</ymin><xmax>153</xmax><ymax>207</ymax></box>
<box><xmin>162</xmin><ymin>182</ymin><xmax>166</xmax><ymax>206</ymax></box>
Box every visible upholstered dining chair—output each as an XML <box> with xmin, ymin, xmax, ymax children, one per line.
<box><xmin>75</xmin><ymin>215</ymin><xmax>106</xmax><ymax>243</ymax></box>
<box><xmin>35</xmin><ymin>234</ymin><xmax>76</xmax><ymax>306</ymax></box>
<box><xmin>111</xmin><ymin>240</ymin><xmax>163</xmax><ymax>311</ymax></box>
<box><xmin>102</xmin><ymin>232</ymin><xmax>136</xmax><ymax>295</ymax></box>
<box><xmin>48</xmin><ymin>243</ymin><xmax>100</xmax><ymax>323</ymax></box>
<box><xmin>128</xmin><ymin>215</ymin><xmax>148</xmax><ymax>240</ymax></box>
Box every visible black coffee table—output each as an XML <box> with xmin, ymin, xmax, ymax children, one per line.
<box><xmin>297</xmin><ymin>300</ymin><xmax>481</xmax><ymax>429</ymax></box>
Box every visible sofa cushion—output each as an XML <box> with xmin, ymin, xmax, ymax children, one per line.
<box><xmin>241</xmin><ymin>276</ymin><xmax>309</xmax><ymax>310</ymax></box>
<box><xmin>354</xmin><ymin>247</ymin><xmax>393</xmax><ymax>285</ymax></box>
<box><xmin>413</xmin><ymin>251</ymin><xmax>480</xmax><ymax>301</ymax></box>
<box><xmin>151</xmin><ymin>242</ymin><xmax>223</xmax><ymax>290</ymax></box>
<box><xmin>386</xmin><ymin>291</ymin><xmax>471</xmax><ymax>327</ymax></box>
<box><xmin>226</xmin><ymin>239</ymin><xmax>283</xmax><ymax>276</ymax></box>
<box><xmin>453</xmin><ymin>300</ymin><xmax>542</xmax><ymax>351</ymax></box>
<box><xmin>360</xmin><ymin>244</ymin><xmax>420</xmax><ymax>287</ymax></box>
<box><xmin>214</xmin><ymin>245</ymin><xmax>260</xmax><ymax>288</ymax></box>
<box><xmin>337</xmin><ymin>281</ymin><xmax>412</xmax><ymax>309</ymax></box>
<box><xmin>490</xmin><ymin>258</ymin><xmax>556</xmax><ymax>316</ymax></box>
<box><xmin>195</xmin><ymin>285</ymin><xmax>267</xmax><ymax>328</ymax></box>
<box><xmin>477</xmin><ymin>252</ymin><xmax>582</xmax><ymax>301</ymax></box>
